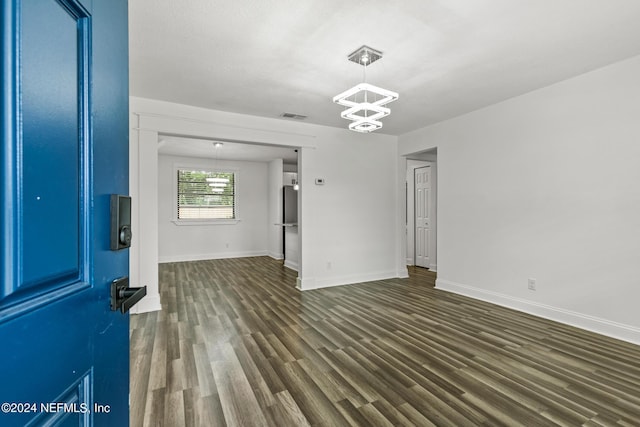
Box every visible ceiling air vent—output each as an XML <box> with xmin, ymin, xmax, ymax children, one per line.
<box><xmin>281</xmin><ymin>112</ymin><xmax>307</xmax><ymax>120</ymax></box>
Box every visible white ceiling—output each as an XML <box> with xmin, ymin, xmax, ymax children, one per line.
<box><xmin>130</xmin><ymin>0</ymin><xmax>640</xmax><ymax>138</ymax></box>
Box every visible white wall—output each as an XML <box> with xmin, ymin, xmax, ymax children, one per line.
<box><xmin>268</xmin><ymin>159</ymin><xmax>283</xmax><ymax>259</ymax></box>
<box><xmin>157</xmin><ymin>154</ymin><xmax>269</xmax><ymax>263</ymax></box>
<box><xmin>129</xmin><ymin>119</ymin><xmax>160</xmax><ymax>314</ymax></box>
<box><xmin>300</xmin><ymin>128</ymin><xmax>400</xmax><ymax>289</ymax></box>
<box><xmin>283</xmin><ymin>163</ymin><xmax>298</xmax><ymax>173</ymax></box>
<box><xmin>399</xmin><ymin>54</ymin><xmax>640</xmax><ymax>344</ymax></box>
<box><xmin>130</xmin><ymin>97</ymin><xmax>403</xmax><ymax>306</ymax></box>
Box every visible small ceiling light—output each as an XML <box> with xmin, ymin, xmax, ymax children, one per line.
<box><xmin>213</xmin><ymin>142</ymin><xmax>223</xmax><ymax>148</ymax></box>
<box><xmin>333</xmin><ymin>45</ymin><xmax>398</xmax><ymax>133</ymax></box>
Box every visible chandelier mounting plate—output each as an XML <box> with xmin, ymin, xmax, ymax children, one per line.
<box><xmin>347</xmin><ymin>45</ymin><xmax>383</xmax><ymax>66</ymax></box>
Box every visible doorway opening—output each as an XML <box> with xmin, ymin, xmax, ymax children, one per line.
<box><xmin>405</xmin><ymin>148</ymin><xmax>437</xmax><ymax>271</ymax></box>
<box><xmin>155</xmin><ymin>134</ymin><xmax>301</xmax><ymax>272</ymax></box>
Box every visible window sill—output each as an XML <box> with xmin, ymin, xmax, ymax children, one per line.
<box><xmin>171</xmin><ymin>219</ymin><xmax>241</xmax><ymax>226</ymax></box>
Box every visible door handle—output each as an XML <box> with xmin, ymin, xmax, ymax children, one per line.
<box><xmin>110</xmin><ymin>277</ymin><xmax>146</xmax><ymax>313</ymax></box>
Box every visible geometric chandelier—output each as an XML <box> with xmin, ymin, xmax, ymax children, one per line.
<box><xmin>333</xmin><ymin>46</ymin><xmax>398</xmax><ymax>133</ymax></box>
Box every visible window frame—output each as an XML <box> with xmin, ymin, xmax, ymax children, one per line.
<box><xmin>172</xmin><ymin>163</ymin><xmax>240</xmax><ymax>226</ymax></box>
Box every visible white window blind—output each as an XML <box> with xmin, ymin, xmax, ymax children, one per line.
<box><xmin>177</xmin><ymin>170</ymin><xmax>235</xmax><ymax>219</ymax></box>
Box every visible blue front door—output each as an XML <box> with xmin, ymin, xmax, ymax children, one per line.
<box><xmin>1</xmin><ymin>0</ymin><xmax>130</xmax><ymax>425</ymax></box>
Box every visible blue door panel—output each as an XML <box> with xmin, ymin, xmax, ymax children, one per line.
<box><xmin>90</xmin><ymin>1</ymin><xmax>131</xmax><ymax>420</ymax></box>
<box><xmin>1</xmin><ymin>0</ymin><xmax>130</xmax><ymax>425</ymax></box>
<box><xmin>21</xmin><ymin>0</ymin><xmax>83</xmax><ymax>289</ymax></box>
<box><xmin>0</xmin><ymin>286</ymin><xmax>93</xmax><ymax>425</ymax></box>
<box><xmin>24</xmin><ymin>369</ymin><xmax>92</xmax><ymax>426</ymax></box>
<box><xmin>1</xmin><ymin>0</ymin><xmax>92</xmax><ymax>316</ymax></box>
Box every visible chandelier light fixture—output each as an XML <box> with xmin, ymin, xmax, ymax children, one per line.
<box><xmin>333</xmin><ymin>46</ymin><xmax>398</xmax><ymax>133</ymax></box>
<box><xmin>207</xmin><ymin>142</ymin><xmax>228</xmax><ymax>193</ymax></box>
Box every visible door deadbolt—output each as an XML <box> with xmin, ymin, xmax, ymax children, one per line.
<box><xmin>110</xmin><ymin>195</ymin><xmax>132</xmax><ymax>250</ymax></box>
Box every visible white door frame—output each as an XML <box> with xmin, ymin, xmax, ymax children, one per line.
<box><xmin>406</xmin><ymin>158</ymin><xmax>437</xmax><ymax>270</ymax></box>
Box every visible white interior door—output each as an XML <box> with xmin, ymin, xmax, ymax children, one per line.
<box><xmin>415</xmin><ymin>166</ymin><xmax>431</xmax><ymax>268</ymax></box>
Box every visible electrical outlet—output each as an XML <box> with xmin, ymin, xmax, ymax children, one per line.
<box><xmin>528</xmin><ymin>278</ymin><xmax>536</xmax><ymax>291</ymax></box>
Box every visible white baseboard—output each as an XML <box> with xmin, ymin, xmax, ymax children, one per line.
<box><xmin>269</xmin><ymin>251</ymin><xmax>284</xmax><ymax>260</ymax></box>
<box><xmin>284</xmin><ymin>259</ymin><xmax>298</xmax><ymax>271</ymax></box>
<box><xmin>295</xmin><ymin>276</ymin><xmax>310</xmax><ymax>290</ymax></box>
<box><xmin>299</xmin><ymin>270</ymin><xmax>398</xmax><ymax>291</ymax></box>
<box><xmin>436</xmin><ymin>279</ymin><xmax>640</xmax><ymax>346</ymax></box>
<box><xmin>158</xmin><ymin>250</ymin><xmax>268</xmax><ymax>263</ymax></box>
<box><xmin>130</xmin><ymin>294</ymin><xmax>161</xmax><ymax>314</ymax></box>
<box><xmin>429</xmin><ymin>264</ymin><xmax>437</xmax><ymax>271</ymax></box>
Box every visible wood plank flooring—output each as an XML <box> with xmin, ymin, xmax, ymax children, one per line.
<box><xmin>130</xmin><ymin>257</ymin><xmax>640</xmax><ymax>426</ymax></box>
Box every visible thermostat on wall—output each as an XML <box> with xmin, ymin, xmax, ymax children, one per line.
<box><xmin>315</xmin><ymin>178</ymin><xmax>325</xmax><ymax>185</ymax></box>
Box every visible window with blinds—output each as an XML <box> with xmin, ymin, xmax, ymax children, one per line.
<box><xmin>177</xmin><ymin>169</ymin><xmax>235</xmax><ymax>219</ymax></box>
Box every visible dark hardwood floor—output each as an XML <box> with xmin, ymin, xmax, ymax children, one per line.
<box><xmin>130</xmin><ymin>257</ymin><xmax>640</xmax><ymax>426</ymax></box>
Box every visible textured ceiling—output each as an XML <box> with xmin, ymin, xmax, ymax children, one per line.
<box><xmin>129</xmin><ymin>0</ymin><xmax>640</xmax><ymax>136</ymax></box>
